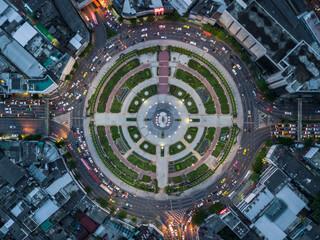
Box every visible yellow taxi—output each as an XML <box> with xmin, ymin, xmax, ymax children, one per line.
<box><xmin>83</xmin><ymin>89</ymin><xmax>88</xmax><ymax>95</ymax></box>
<box><xmin>222</xmin><ymin>191</ymin><xmax>228</xmax><ymax>196</ymax></box>
<box><xmin>243</xmin><ymin>149</ymin><xmax>247</xmax><ymax>155</ymax></box>
<box><xmin>221</xmin><ymin>178</ymin><xmax>226</xmax><ymax>183</ymax></box>
<box><xmin>183</xmin><ymin>25</ymin><xmax>189</xmax><ymax>29</ymax></box>
<box><xmin>109</xmin><ymin>198</ymin><xmax>115</xmax><ymax>203</ymax></box>
<box><xmin>83</xmin><ymin>72</ymin><xmax>88</xmax><ymax>78</ymax></box>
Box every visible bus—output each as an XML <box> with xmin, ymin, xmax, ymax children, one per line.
<box><xmin>100</xmin><ymin>184</ymin><xmax>113</xmax><ymax>195</ymax></box>
<box><xmin>93</xmin><ymin>0</ymin><xmax>100</xmax><ymax>8</ymax></box>
<box><xmin>81</xmin><ymin>158</ymin><xmax>91</xmax><ymax>171</ymax></box>
<box><xmin>91</xmin><ymin>11</ymin><xmax>98</xmax><ymax>25</ymax></box>
<box><xmin>90</xmin><ymin>171</ymin><xmax>100</xmax><ymax>183</ymax></box>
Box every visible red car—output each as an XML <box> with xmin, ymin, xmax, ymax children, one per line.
<box><xmin>266</xmin><ymin>108</ymin><xmax>273</xmax><ymax>112</ymax></box>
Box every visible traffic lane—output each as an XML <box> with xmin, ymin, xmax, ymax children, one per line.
<box><xmin>0</xmin><ymin>118</ymin><xmax>45</xmax><ymax>135</ymax></box>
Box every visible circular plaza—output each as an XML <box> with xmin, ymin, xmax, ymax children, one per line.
<box><xmin>90</xmin><ymin>45</ymin><xmax>238</xmax><ymax>194</ymax></box>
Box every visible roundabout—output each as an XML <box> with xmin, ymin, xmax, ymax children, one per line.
<box><xmin>88</xmin><ymin>42</ymin><xmax>241</xmax><ymax>194</ymax></box>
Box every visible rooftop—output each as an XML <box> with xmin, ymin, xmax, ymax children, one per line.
<box><xmin>0</xmin><ymin>151</ymin><xmax>24</xmax><ymax>187</ymax></box>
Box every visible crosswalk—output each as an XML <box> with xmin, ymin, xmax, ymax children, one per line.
<box><xmin>164</xmin><ymin>208</ymin><xmax>188</xmax><ymax>222</ymax></box>
<box><xmin>253</xmin><ymin>107</ymin><xmax>259</xmax><ymax>129</ymax></box>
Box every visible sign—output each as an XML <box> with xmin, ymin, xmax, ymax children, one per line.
<box><xmin>154</xmin><ymin>7</ymin><xmax>164</xmax><ymax>15</ymax></box>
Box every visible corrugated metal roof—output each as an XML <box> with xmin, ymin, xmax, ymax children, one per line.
<box><xmin>12</xmin><ymin>22</ymin><xmax>37</xmax><ymax>47</ymax></box>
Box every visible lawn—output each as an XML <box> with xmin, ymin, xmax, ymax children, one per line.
<box><xmin>140</xmin><ymin>85</ymin><xmax>158</xmax><ymax>98</ymax></box>
<box><xmin>110</xmin><ymin>97</ymin><xmax>122</xmax><ymax>113</ymax></box>
<box><xmin>169</xmin><ymin>141</ymin><xmax>186</xmax><ymax>155</ymax></box>
<box><xmin>128</xmin><ymin>97</ymin><xmax>142</xmax><ymax>113</ymax></box>
<box><xmin>127</xmin><ymin>154</ymin><xmax>156</xmax><ymax>172</ymax></box>
<box><xmin>97</xmin><ymin>59</ymin><xmax>140</xmax><ymax>113</ymax></box>
<box><xmin>128</xmin><ymin>126</ymin><xmax>141</xmax><ymax>142</ymax></box>
<box><xmin>173</xmin><ymin>176</ymin><xmax>183</xmax><ymax>184</ymax></box>
<box><xmin>124</xmin><ymin>68</ymin><xmax>152</xmax><ymax>89</ymax></box>
<box><xmin>188</xmin><ymin>59</ymin><xmax>229</xmax><ymax>114</ymax></box>
<box><xmin>204</xmin><ymin>96</ymin><xmax>216</xmax><ymax>114</ymax></box>
<box><xmin>139</xmin><ymin>141</ymin><xmax>156</xmax><ymax>155</ymax></box>
<box><xmin>212</xmin><ymin>142</ymin><xmax>226</xmax><ymax>157</ymax></box>
<box><xmin>175</xmin><ymin>69</ymin><xmax>203</xmax><ymax>90</ymax></box>
<box><xmin>169</xmin><ymin>85</ymin><xmax>187</xmax><ymax>99</ymax></box>
<box><xmin>184</xmin><ymin>127</ymin><xmax>198</xmax><ymax>143</ymax></box>
<box><xmin>206</xmin><ymin>127</ymin><xmax>216</xmax><ymax>142</ymax></box>
<box><xmin>110</xmin><ymin>126</ymin><xmax>120</xmax><ymax>141</ymax></box>
<box><xmin>142</xmin><ymin>175</ymin><xmax>151</xmax><ymax>182</ymax></box>
<box><xmin>169</xmin><ymin>85</ymin><xmax>198</xmax><ymax>113</ymax></box>
<box><xmin>97</xmin><ymin>126</ymin><xmax>138</xmax><ymax>180</ymax></box>
<box><xmin>186</xmin><ymin>164</ymin><xmax>209</xmax><ymax>182</ymax></box>
<box><xmin>174</xmin><ymin>155</ymin><xmax>198</xmax><ymax>171</ymax></box>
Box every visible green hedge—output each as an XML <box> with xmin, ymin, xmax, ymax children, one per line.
<box><xmin>169</xmin><ymin>85</ymin><xmax>198</xmax><ymax>113</ymax></box>
<box><xmin>139</xmin><ymin>141</ymin><xmax>156</xmax><ymax>155</ymax></box>
<box><xmin>174</xmin><ymin>155</ymin><xmax>197</xmax><ymax>171</ymax></box>
<box><xmin>124</xmin><ymin>68</ymin><xmax>152</xmax><ymax>89</ymax></box>
<box><xmin>169</xmin><ymin>141</ymin><xmax>186</xmax><ymax>155</ymax></box>
<box><xmin>128</xmin><ymin>126</ymin><xmax>141</xmax><ymax>142</ymax></box>
<box><xmin>110</xmin><ymin>126</ymin><xmax>120</xmax><ymax>141</ymax></box>
<box><xmin>206</xmin><ymin>127</ymin><xmax>216</xmax><ymax>142</ymax></box>
<box><xmin>184</xmin><ymin>127</ymin><xmax>198</xmax><ymax>143</ymax></box>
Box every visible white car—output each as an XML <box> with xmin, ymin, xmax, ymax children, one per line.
<box><xmin>159</xmin><ymin>25</ymin><xmax>165</xmax><ymax>29</ymax></box>
<box><xmin>92</xmin><ymin>56</ymin><xmax>98</xmax><ymax>62</ymax></box>
<box><xmin>90</xmin><ymin>67</ymin><xmax>95</xmax><ymax>72</ymax></box>
<box><xmin>67</xmin><ymin>106</ymin><xmax>74</xmax><ymax>111</ymax></box>
<box><xmin>141</xmin><ymin>28</ymin><xmax>147</xmax><ymax>32</ymax></box>
<box><xmin>232</xmin><ymin>69</ymin><xmax>237</xmax><ymax>75</ymax></box>
<box><xmin>284</xmin><ymin>112</ymin><xmax>292</xmax><ymax>115</ymax></box>
<box><xmin>63</xmin><ymin>102</ymin><xmax>69</xmax><ymax>107</ymax></box>
<box><xmin>236</xmin><ymin>64</ymin><xmax>242</xmax><ymax>70</ymax></box>
<box><xmin>197</xmin><ymin>202</ymin><xmax>204</xmax><ymax>208</ymax></box>
<box><xmin>88</xmin><ymin>157</ymin><xmax>93</xmax><ymax>164</ymax></box>
<box><xmin>106</xmin><ymin>56</ymin><xmax>112</xmax><ymax>62</ymax></box>
<box><xmin>108</xmin><ymin>44</ymin><xmax>114</xmax><ymax>49</ymax></box>
<box><xmin>76</xmin><ymin>94</ymin><xmax>81</xmax><ymax>100</ymax></box>
<box><xmin>200</xmin><ymin>37</ymin><xmax>206</xmax><ymax>41</ymax></box>
<box><xmin>210</xmin><ymin>39</ymin><xmax>216</xmax><ymax>44</ymax></box>
<box><xmin>203</xmin><ymin>47</ymin><xmax>208</xmax><ymax>52</ymax></box>
<box><xmin>161</xmin><ymin>36</ymin><xmax>167</xmax><ymax>39</ymax></box>
<box><xmin>141</xmin><ymin>33</ymin><xmax>148</xmax><ymax>38</ymax></box>
<box><xmin>176</xmin><ymin>27</ymin><xmax>182</xmax><ymax>31</ymax></box>
<box><xmin>189</xmin><ymin>41</ymin><xmax>196</xmax><ymax>46</ymax></box>
<box><xmin>10</xmin><ymin>125</ymin><xmax>16</xmax><ymax>129</ymax></box>
<box><xmin>94</xmin><ymin>168</ymin><xmax>99</xmax><ymax>173</ymax></box>
<box><xmin>185</xmin><ymin>32</ymin><xmax>190</xmax><ymax>36</ymax></box>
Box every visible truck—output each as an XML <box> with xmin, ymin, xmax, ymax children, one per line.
<box><xmin>89</xmin><ymin>171</ymin><xmax>100</xmax><ymax>183</ymax></box>
<box><xmin>100</xmin><ymin>184</ymin><xmax>113</xmax><ymax>195</ymax></box>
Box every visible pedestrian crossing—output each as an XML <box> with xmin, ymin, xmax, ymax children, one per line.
<box><xmin>164</xmin><ymin>208</ymin><xmax>188</xmax><ymax>222</ymax></box>
<box><xmin>253</xmin><ymin>107</ymin><xmax>259</xmax><ymax>129</ymax></box>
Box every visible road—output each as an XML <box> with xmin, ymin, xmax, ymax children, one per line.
<box><xmin>4</xmin><ymin>3</ymin><xmax>320</xmax><ymax>239</ymax></box>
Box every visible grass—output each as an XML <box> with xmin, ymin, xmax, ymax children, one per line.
<box><xmin>110</xmin><ymin>126</ymin><xmax>120</xmax><ymax>141</ymax></box>
<box><xmin>97</xmin><ymin>126</ymin><xmax>138</xmax><ymax>180</ymax></box>
<box><xmin>169</xmin><ymin>141</ymin><xmax>186</xmax><ymax>155</ymax></box>
<box><xmin>128</xmin><ymin>97</ymin><xmax>142</xmax><ymax>113</ymax></box>
<box><xmin>188</xmin><ymin>59</ymin><xmax>230</xmax><ymax>114</ymax></box>
<box><xmin>127</xmin><ymin>154</ymin><xmax>156</xmax><ymax>172</ymax></box>
<box><xmin>140</xmin><ymin>141</ymin><xmax>156</xmax><ymax>155</ymax></box>
<box><xmin>184</xmin><ymin>127</ymin><xmax>198</xmax><ymax>143</ymax></box>
<box><xmin>186</xmin><ymin>164</ymin><xmax>209</xmax><ymax>182</ymax></box>
<box><xmin>110</xmin><ymin>97</ymin><xmax>122</xmax><ymax>113</ymax></box>
<box><xmin>142</xmin><ymin>175</ymin><xmax>151</xmax><ymax>182</ymax></box>
<box><xmin>169</xmin><ymin>85</ymin><xmax>198</xmax><ymax>113</ymax></box>
<box><xmin>204</xmin><ymin>96</ymin><xmax>216</xmax><ymax>114</ymax></box>
<box><xmin>97</xmin><ymin>59</ymin><xmax>140</xmax><ymax>113</ymax></box>
<box><xmin>140</xmin><ymin>85</ymin><xmax>158</xmax><ymax>98</ymax></box>
<box><xmin>123</xmin><ymin>68</ymin><xmax>152</xmax><ymax>89</ymax></box>
<box><xmin>206</xmin><ymin>127</ymin><xmax>216</xmax><ymax>142</ymax></box>
<box><xmin>174</xmin><ymin>155</ymin><xmax>198</xmax><ymax>171</ymax></box>
<box><xmin>128</xmin><ymin>85</ymin><xmax>157</xmax><ymax>113</ymax></box>
<box><xmin>212</xmin><ymin>142</ymin><xmax>226</xmax><ymax>157</ymax></box>
<box><xmin>128</xmin><ymin>126</ymin><xmax>141</xmax><ymax>142</ymax></box>
<box><xmin>175</xmin><ymin>69</ymin><xmax>203</xmax><ymax>90</ymax></box>
<box><xmin>173</xmin><ymin>176</ymin><xmax>183</xmax><ymax>184</ymax></box>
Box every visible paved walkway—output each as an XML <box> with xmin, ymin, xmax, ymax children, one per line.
<box><xmin>82</xmin><ymin>39</ymin><xmax>244</xmax><ymax>199</ymax></box>
<box><xmin>189</xmin><ymin>115</ymin><xmax>233</xmax><ymax>127</ymax></box>
<box><xmin>95</xmin><ymin>113</ymin><xmax>136</xmax><ymax>125</ymax></box>
<box><xmin>156</xmin><ymin>145</ymin><xmax>168</xmax><ymax>188</ymax></box>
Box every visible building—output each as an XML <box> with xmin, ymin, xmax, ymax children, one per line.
<box><xmin>237</xmin><ymin>165</ymin><xmax>310</xmax><ymax>240</ymax></box>
<box><xmin>167</xmin><ymin>0</ymin><xmax>197</xmax><ymax>16</ymax></box>
<box><xmin>217</xmin><ymin>0</ymin><xmax>320</xmax><ymax>94</ymax></box>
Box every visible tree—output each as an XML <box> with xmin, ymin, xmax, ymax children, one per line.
<box><xmin>131</xmin><ymin>216</ymin><xmax>137</xmax><ymax>222</ymax></box>
<box><xmin>32</xmin><ymin>94</ymin><xmax>39</xmax><ymax>99</ymax></box>
<box><xmin>305</xmin><ymin>137</ymin><xmax>313</xmax><ymax>147</ymax></box>
<box><xmin>209</xmin><ymin>202</ymin><xmax>224</xmax><ymax>214</ymax></box>
<box><xmin>118</xmin><ymin>210</ymin><xmax>127</xmax><ymax>219</ymax></box>
<box><xmin>277</xmin><ymin>137</ymin><xmax>294</xmax><ymax>146</ymax></box>
<box><xmin>147</xmin><ymin>15</ymin><xmax>154</xmax><ymax>22</ymax></box>
<box><xmin>192</xmin><ymin>209</ymin><xmax>208</xmax><ymax>226</ymax></box>
<box><xmin>250</xmin><ymin>173</ymin><xmax>260</xmax><ymax>182</ymax></box>
<box><xmin>68</xmin><ymin>160</ymin><xmax>76</xmax><ymax>170</ymax></box>
<box><xmin>265</xmin><ymin>139</ymin><xmax>273</xmax><ymax>147</ymax></box>
<box><xmin>130</xmin><ymin>19</ymin><xmax>137</xmax><ymax>26</ymax></box>
<box><xmin>311</xmin><ymin>192</ymin><xmax>320</xmax><ymax>223</ymax></box>
<box><xmin>84</xmin><ymin>186</ymin><xmax>91</xmax><ymax>194</ymax></box>
<box><xmin>110</xmin><ymin>206</ymin><xmax>116</xmax><ymax>213</ymax></box>
<box><xmin>108</xmin><ymin>5</ymin><xmax>113</xmax><ymax>10</ymax></box>
<box><xmin>97</xmin><ymin>198</ymin><xmax>109</xmax><ymax>208</ymax></box>
<box><xmin>118</xmin><ymin>16</ymin><xmax>124</xmax><ymax>23</ymax></box>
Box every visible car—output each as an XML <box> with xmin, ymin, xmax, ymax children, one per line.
<box><xmin>232</xmin><ymin>69</ymin><xmax>237</xmax><ymax>75</ymax></box>
<box><xmin>121</xmin><ymin>45</ymin><xmax>127</xmax><ymax>50</ymax></box>
<box><xmin>92</xmin><ymin>56</ymin><xmax>98</xmax><ymax>62</ymax></box>
<box><xmin>126</xmin><ymin>35</ymin><xmax>131</xmax><ymax>38</ymax></box>
<box><xmin>68</xmin><ymin>93</ymin><xmax>74</xmax><ymax>98</ymax></box>
<box><xmin>159</xmin><ymin>25</ymin><xmax>165</xmax><ymax>29</ymax></box>
<box><xmin>315</xmin><ymin>4</ymin><xmax>320</xmax><ymax>11</ymax></box>
<box><xmin>221</xmin><ymin>178</ymin><xmax>226</xmax><ymax>183</ymax></box>
<box><xmin>106</xmin><ymin>56</ymin><xmax>112</xmax><ymax>62</ymax></box>
<box><xmin>187</xmin><ymin>216</ymin><xmax>192</xmax><ymax>223</ymax></box>
<box><xmin>315</xmin><ymin>110</ymin><xmax>320</xmax><ymax>113</ymax></box>
<box><xmin>183</xmin><ymin>25</ymin><xmax>189</xmax><ymax>29</ymax></box>
<box><xmin>63</xmin><ymin>102</ymin><xmax>69</xmax><ymax>107</ymax></box>
<box><xmin>68</xmin><ymin>144</ymin><xmax>73</xmax><ymax>150</ymax></box>
<box><xmin>222</xmin><ymin>191</ymin><xmax>228</xmax><ymax>196</ymax></box>
<box><xmin>176</xmin><ymin>27</ymin><xmax>182</xmax><ymax>31</ymax></box>
<box><xmin>203</xmin><ymin>47</ymin><xmax>208</xmax><ymax>52</ymax></box>
<box><xmin>243</xmin><ymin>149</ymin><xmax>247</xmax><ymax>155</ymax></box>
<box><xmin>141</xmin><ymin>28</ymin><xmax>147</xmax><ymax>32</ymax></box>
<box><xmin>67</xmin><ymin>106</ymin><xmax>74</xmax><ymax>111</ymax></box>
<box><xmin>90</xmin><ymin>66</ymin><xmax>95</xmax><ymax>72</ymax></box>
<box><xmin>9</xmin><ymin>125</ymin><xmax>16</xmax><ymax>129</ymax></box>
<box><xmin>108</xmin><ymin>44</ymin><xmax>114</xmax><ymax>49</ymax></box>
<box><xmin>4</xmin><ymin>108</ymin><xmax>11</xmax><ymax>110</ymax></box>
<box><xmin>197</xmin><ymin>202</ymin><xmax>204</xmax><ymax>208</ymax></box>
<box><xmin>126</xmin><ymin>203</ymin><xmax>133</xmax><ymax>208</ymax></box>
<box><xmin>236</xmin><ymin>64</ymin><xmax>241</xmax><ymax>70</ymax></box>
<box><xmin>109</xmin><ymin>198</ymin><xmax>115</xmax><ymax>203</ymax></box>
<box><xmin>200</xmin><ymin>37</ymin><xmax>206</xmax><ymax>41</ymax></box>
<box><xmin>83</xmin><ymin>72</ymin><xmax>88</xmax><ymax>78</ymax></box>
<box><xmin>77</xmin><ymin>148</ymin><xmax>81</xmax><ymax>153</ymax></box>
<box><xmin>217</xmin><ymin>190</ymin><xmax>222</xmax><ymax>196</ymax></box>
<box><xmin>94</xmin><ymin>168</ymin><xmax>99</xmax><ymax>173</ymax></box>
<box><xmin>161</xmin><ymin>36</ymin><xmax>167</xmax><ymax>39</ymax></box>
<box><xmin>232</xmin><ymin>180</ymin><xmax>237</xmax><ymax>186</ymax></box>
<box><xmin>285</xmin><ymin>112</ymin><xmax>292</xmax><ymax>115</ymax></box>
<box><xmin>189</xmin><ymin>41</ymin><xmax>196</xmax><ymax>46</ymax></box>
<box><xmin>141</xmin><ymin>33</ymin><xmax>148</xmax><ymax>38</ymax></box>
<box><xmin>83</xmin><ymin>90</ymin><xmax>88</xmax><ymax>95</ymax></box>
<box><xmin>267</xmin><ymin>108</ymin><xmax>273</xmax><ymax>112</ymax></box>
